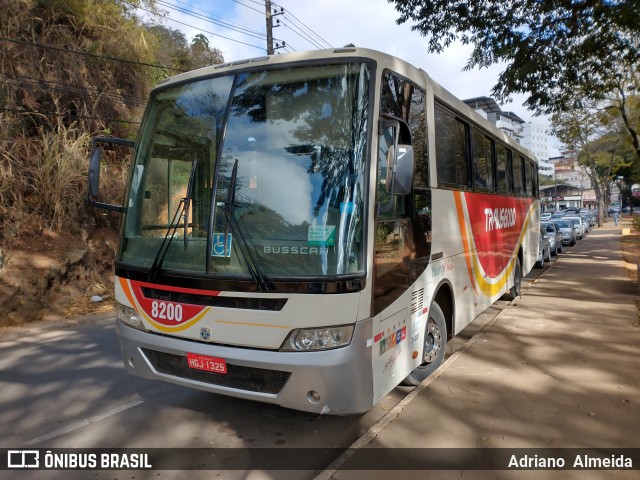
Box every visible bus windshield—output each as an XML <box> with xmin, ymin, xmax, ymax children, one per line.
<box><xmin>120</xmin><ymin>63</ymin><xmax>370</xmax><ymax>280</ymax></box>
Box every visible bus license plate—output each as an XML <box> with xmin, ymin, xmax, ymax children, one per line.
<box><xmin>186</xmin><ymin>353</ymin><xmax>227</xmax><ymax>374</ymax></box>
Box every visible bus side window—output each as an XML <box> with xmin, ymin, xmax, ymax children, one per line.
<box><xmin>435</xmin><ymin>106</ymin><xmax>470</xmax><ymax>189</ymax></box>
<box><xmin>512</xmin><ymin>155</ymin><xmax>524</xmax><ymax>196</ymax></box>
<box><xmin>529</xmin><ymin>161</ymin><xmax>539</xmax><ymax>197</ymax></box>
<box><xmin>472</xmin><ymin>127</ymin><xmax>494</xmax><ymax>192</ymax></box>
<box><xmin>496</xmin><ymin>143</ymin><xmax>510</xmax><ymax>195</ymax></box>
<box><xmin>413</xmin><ymin>188</ymin><xmax>432</xmax><ymax>258</ymax></box>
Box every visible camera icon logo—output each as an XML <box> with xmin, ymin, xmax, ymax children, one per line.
<box><xmin>8</xmin><ymin>450</ymin><xmax>40</xmax><ymax>468</ymax></box>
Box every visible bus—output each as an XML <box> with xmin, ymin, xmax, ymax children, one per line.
<box><xmin>88</xmin><ymin>47</ymin><xmax>539</xmax><ymax>415</ymax></box>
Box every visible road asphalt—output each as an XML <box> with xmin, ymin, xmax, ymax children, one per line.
<box><xmin>317</xmin><ymin>220</ymin><xmax>640</xmax><ymax>480</ymax></box>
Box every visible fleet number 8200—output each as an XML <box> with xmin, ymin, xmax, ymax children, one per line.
<box><xmin>150</xmin><ymin>301</ymin><xmax>183</xmax><ymax>322</ymax></box>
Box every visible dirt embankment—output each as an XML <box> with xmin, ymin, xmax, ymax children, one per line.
<box><xmin>0</xmin><ymin>227</ymin><xmax>118</xmax><ymax>326</ymax></box>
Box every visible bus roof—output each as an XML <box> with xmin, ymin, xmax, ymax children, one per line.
<box><xmin>154</xmin><ymin>46</ymin><xmax>535</xmax><ymax>162</ymax></box>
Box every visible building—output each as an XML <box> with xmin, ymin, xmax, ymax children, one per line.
<box><xmin>550</xmin><ymin>150</ymin><xmax>591</xmax><ymax>190</ymax></box>
<box><xmin>547</xmin><ymin>150</ymin><xmax>596</xmax><ymax>210</ymax></box>
<box><xmin>540</xmin><ymin>184</ymin><xmax>585</xmax><ymax>212</ymax></box>
<box><xmin>521</xmin><ymin>122</ymin><xmax>553</xmax><ymax>177</ymax></box>
<box><xmin>462</xmin><ymin>96</ymin><xmax>552</xmax><ymax>178</ymax></box>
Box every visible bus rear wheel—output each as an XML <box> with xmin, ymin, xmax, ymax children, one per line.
<box><xmin>503</xmin><ymin>258</ymin><xmax>521</xmax><ymax>301</ymax></box>
<box><xmin>401</xmin><ymin>301</ymin><xmax>447</xmax><ymax>386</ymax></box>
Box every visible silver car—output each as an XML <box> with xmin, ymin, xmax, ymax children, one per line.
<box><xmin>552</xmin><ymin>219</ymin><xmax>577</xmax><ymax>246</ymax></box>
<box><xmin>541</xmin><ymin>221</ymin><xmax>562</xmax><ymax>255</ymax></box>
<box><xmin>536</xmin><ymin>226</ymin><xmax>552</xmax><ymax>268</ymax></box>
<box><xmin>564</xmin><ymin>215</ymin><xmax>586</xmax><ymax>239</ymax></box>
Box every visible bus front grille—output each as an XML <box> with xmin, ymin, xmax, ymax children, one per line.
<box><xmin>141</xmin><ymin>348</ymin><xmax>291</xmax><ymax>395</ymax></box>
<box><xmin>140</xmin><ymin>288</ymin><xmax>288</xmax><ymax>311</ymax></box>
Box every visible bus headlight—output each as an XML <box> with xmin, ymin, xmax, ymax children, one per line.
<box><xmin>281</xmin><ymin>325</ymin><xmax>354</xmax><ymax>351</ymax></box>
<box><xmin>116</xmin><ymin>303</ymin><xmax>145</xmax><ymax>331</ymax></box>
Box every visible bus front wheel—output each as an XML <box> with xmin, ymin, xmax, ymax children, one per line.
<box><xmin>401</xmin><ymin>301</ymin><xmax>447</xmax><ymax>386</ymax></box>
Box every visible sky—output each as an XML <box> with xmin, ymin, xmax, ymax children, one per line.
<box><xmin>144</xmin><ymin>0</ymin><xmax>562</xmax><ymax>154</ymax></box>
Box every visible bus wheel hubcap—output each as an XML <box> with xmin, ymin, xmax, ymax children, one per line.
<box><xmin>423</xmin><ymin>319</ymin><xmax>441</xmax><ymax>363</ymax></box>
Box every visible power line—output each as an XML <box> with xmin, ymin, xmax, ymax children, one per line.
<box><xmin>165</xmin><ymin>0</ymin><xmax>266</xmax><ymax>38</ymax></box>
<box><xmin>2</xmin><ymin>75</ymin><xmax>148</xmax><ymax>108</ymax></box>
<box><xmin>154</xmin><ymin>0</ymin><xmax>292</xmax><ymax>53</ymax></box>
<box><xmin>0</xmin><ymin>37</ymin><xmax>185</xmax><ymax>72</ymax></box>
<box><xmin>273</xmin><ymin>2</ymin><xmax>332</xmax><ymax>49</ymax></box>
<box><xmin>155</xmin><ymin>0</ymin><xmax>267</xmax><ymax>41</ymax></box>
<box><xmin>130</xmin><ymin>1</ymin><xmax>265</xmax><ymax>51</ymax></box>
<box><xmin>277</xmin><ymin>17</ymin><xmax>324</xmax><ymax>50</ymax></box>
<box><xmin>231</xmin><ymin>0</ymin><xmax>265</xmax><ymax>15</ymax></box>
<box><xmin>1</xmin><ymin>107</ymin><xmax>141</xmax><ymax>125</ymax></box>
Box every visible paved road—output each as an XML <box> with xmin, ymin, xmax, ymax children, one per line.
<box><xmin>0</xmin><ymin>315</ymin><xmax>409</xmax><ymax>479</ymax></box>
<box><xmin>2</xmin><ymin>223</ymin><xmax>627</xmax><ymax>479</ymax></box>
<box><xmin>322</xmin><ymin>221</ymin><xmax>640</xmax><ymax>479</ymax></box>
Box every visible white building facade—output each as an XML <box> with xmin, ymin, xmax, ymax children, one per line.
<box><xmin>463</xmin><ymin>97</ymin><xmax>553</xmax><ymax>178</ymax></box>
<box><xmin>521</xmin><ymin>122</ymin><xmax>553</xmax><ymax>177</ymax></box>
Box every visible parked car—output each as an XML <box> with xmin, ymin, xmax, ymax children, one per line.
<box><xmin>541</xmin><ymin>221</ymin><xmax>562</xmax><ymax>255</ymax></box>
<box><xmin>580</xmin><ymin>210</ymin><xmax>596</xmax><ymax>227</ymax></box>
<box><xmin>577</xmin><ymin>214</ymin><xmax>591</xmax><ymax>233</ymax></box>
<box><xmin>565</xmin><ymin>215</ymin><xmax>586</xmax><ymax>239</ymax></box>
<box><xmin>541</xmin><ymin>212</ymin><xmax>552</xmax><ymax>221</ymax></box>
<box><xmin>552</xmin><ymin>219</ymin><xmax>577</xmax><ymax>246</ymax></box>
<box><xmin>536</xmin><ymin>226</ymin><xmax>552</xmax><ymax>268</ymax></box>
<box><xmin>579</xmin><ymin>213</ymin><xmax>594</xmax><ymax>230</ymax></box>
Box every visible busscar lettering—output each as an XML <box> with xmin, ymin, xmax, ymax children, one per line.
<box><xmin>263</xmin><ymin>246</ymin><xmax>321</xmax><ymax>255</ymax></box>
<box><xmin>484</xmin><ymin>207</ymin><xmax>517</xmax><ymax>232</ymax></box>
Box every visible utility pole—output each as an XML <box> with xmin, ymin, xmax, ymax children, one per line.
<box><xmin>265</xmin><ymin>0</ymin><xmax>274</xmax><ymax>55</ymax></box>
<box><xmin>265</xmin><ymin>0</ymin><xmax>285</xmax><ymax>55</ymax></box>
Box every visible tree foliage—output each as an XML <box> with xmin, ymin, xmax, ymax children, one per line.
<box><xmin>389</xmin><ymin>0</ymin><xmax>640</xmax><ymax>115</ymax></box>
<box><xmin>0</xmin><ymin>0</ymin><xmax>225</xmax><ymax>235</ymax></box>
<box><xmin>552</xmin><ymin>104</ymin><xmax>631</xmax><ymax>225</ymax></box>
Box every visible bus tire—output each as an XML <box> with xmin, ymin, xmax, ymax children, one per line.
<box><xmin>401</xmin><ymin>301</ymin><xmax>447</xmax><ymax>386</ymax></box>
<box><xmin>503</xmin><ymin>258</ymin><xmax>521</xmax><ymax>300</ymax></box>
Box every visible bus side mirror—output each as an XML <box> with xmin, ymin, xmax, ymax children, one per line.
<box><xmin>87</xmin><ymin>136</ymin><xmax>134</xmax><ymax>213</ymax></box>
<box><xmin>88</xmin><ymin>146</ymin><xmax>102</xmax><ymax>199</ymax></box>
<box><xmin>380</xmin><ymin>118</ymin><xmax>414</xmax><ymax>197</ymax></box>
<box><xmin>391</xmin><ymin>145</ymin><xmax>414</xmax><ymax>196</ymax></box>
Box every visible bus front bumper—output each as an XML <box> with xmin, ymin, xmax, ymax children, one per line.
<box><xmin>116</xmin><ymin>318</ymin><xmax>374</xmax><ymax>415</ymax></box>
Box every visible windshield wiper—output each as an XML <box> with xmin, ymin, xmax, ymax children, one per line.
<box><xmin>222</xmin><ymin>159</ymin><xmax>271</xmax><ymax>292</ymax></box>
<box><xmin>148</xmin><ymin>160</ymin><xmax>197</xmax><ymax>283</ymax></box>
<box><xmin>183</xmin><ymin>160</ymin><xmax>197</xmax><ymax>249</ymax></box>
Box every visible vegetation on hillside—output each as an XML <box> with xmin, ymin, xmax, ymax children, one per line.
<box><xmin>0</xmin><ymin>0</ymin><xmax>223</xmax><ymax>323</ymax></box>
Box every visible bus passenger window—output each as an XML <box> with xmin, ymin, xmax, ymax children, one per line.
<box><xmin>413</xmin><ymin>188</ymin><xmax>432</xmax><ymax>258</ymax></box>
<box><xmin>496</xmin><ymin>144</ymin><xmax>510</xmax><ymax>194</ymax></box>
<box><xmin>472</xmin><ymin>128</ymin><xmax>494</xmax><ymax>192</ymax></box>
<box><xmin>435</xmin><ymin>106</ymin><xmax>469</xmax><ymax>189</ymax></box>
<box><xmin>512</xmin><ymin>156</ymin><xmax>524</xmax><ymax>196</ymax></box>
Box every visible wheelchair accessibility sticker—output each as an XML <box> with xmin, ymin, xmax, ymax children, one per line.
<box><xmin>211</xmin><ymin>233</ymin><xmax>233</xmax><ymax>257</ymax></box>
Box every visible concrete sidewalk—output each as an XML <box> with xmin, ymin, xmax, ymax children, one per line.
<box><xmin>322</xmin><ymin>221</ymin><xmax>640</xmax><ymax>479</ymax></box>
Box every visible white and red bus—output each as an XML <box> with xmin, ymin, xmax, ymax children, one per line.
<box><xmin>88</xmin><ymin>47</ymin><xmax>539</xmax><ymax>414</ymax></box>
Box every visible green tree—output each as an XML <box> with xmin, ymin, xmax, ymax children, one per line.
<box><xmin>145</xmin><ymin>24</ymin><xmax>191</xmax><ymax>76</ymax></box>
<box><xmin>190</xmin><ymin>34</ymin><xmax>224</xmax><ymax>70</ymax></box>
<box><xmin>0</xmin><ymin>0</ymin><xmax>225</xmax><ymax>235</ymax></box>
<box><xmin>603</xmin><ymin>74</ymin><xmax>640</xmax><ymax>165</ymax></box>
<box><xmin>552</xmin><ymin>105</ymin><xmax>629</xmax><ymax>225</ymax></box>
<box><xmin>389</xmin><ymin>0</ymin><xmax>640</xmax><ymax>115</ymax></box>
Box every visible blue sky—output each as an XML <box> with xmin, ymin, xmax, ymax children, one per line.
<box><xmin>145</xmin><ymin>0</ymin><xmax>561</xmax><ymax>153</ymax></box>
